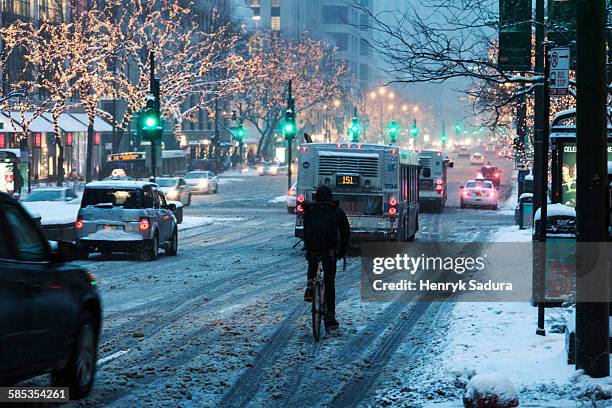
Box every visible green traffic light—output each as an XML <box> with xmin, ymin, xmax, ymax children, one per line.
<box><xmin>284</xmin><ymin>123</ymin><xmax>295</xmax><ymax>133</ymax></box>
<box><xmin>145</xmin><ymin>116</ymin><xmax>157</xmax><ymax>128</ymax></box>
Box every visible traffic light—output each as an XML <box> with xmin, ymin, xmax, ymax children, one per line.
<box><xmin>387</xmin><ymin>120</ymin><xmax>399</xmax><ymax>144</ymax></box>
<box><xmin>410</xmin><ymin>118</ymin><xmax>419</xmax><ymax>138</ymax></box>
<box><xmin>234</xmin><ymin>124</ymin><xmax>246</xmax><ymax>142</ymax></box>
<box><xmin>455</xmin><ymin>121</ymin><xmax>461</xmax><ymax>134</ymax></box>
<box><xmin>441</xmin><ymin>132</ymin><xmax>448</xmax><ymax>144</ymax></box>
<box><xmin>142</xmin><ymin>95</ymin><xmax>162</xmax><ymax>141</ymax></box>
<box><xmin>350</xmin><ymin>117</ymin><xmax>360</xmax><ymax>142</ymax></box>
<box><xmin>283</xmin><ymin>108</ymin><xmax>297</xmax><ymax>140</ymax></box>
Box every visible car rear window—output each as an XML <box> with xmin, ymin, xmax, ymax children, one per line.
<box><xmin>185</xmin><ymin>172</ymin><xmax>207</xmax><ymax>179</ymax></box>
<box><xmin>81</xmin><ymin>188</ymin><xmax>142</xmax><ymax>209</ymax></box>
<box><xmin>466</xmin><ymin>181</ymin><xmax>493</xmax><ymax>189</ymax></box>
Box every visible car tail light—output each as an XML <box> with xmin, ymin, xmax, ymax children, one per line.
<box><xmin>297</xmin><ymin>195</ymin><xmax>305</xmax><ymax>203</ymax></box>
<box><xmin>75</xmin><ymin>217</ymin><xmax>84</xmax><ymax>230</ymax></box>
<box><xmin>288</xmin><ymin>189</ymin><xmax>296</xmax><ymax>196</ymax></box>
<box><xmin>139</xmin><ymin>218</ymin><xmax>150</xmax><ymax>231</ymax></box>
<box><xmin>494</xmin><ymin>172</ymin><xmax>500</xmax><ymax>178</ymax></box>
<box><xmin>462</xmin><ymin>189</ymin><xmax>470</xmax><ymax>197</ymax></box>
<box><xmin>487</xmin><ymin>191</ymin><xmax>495</xmax><ymax>198</ymax></box>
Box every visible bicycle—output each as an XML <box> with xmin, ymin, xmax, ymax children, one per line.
<box><xmin>311</xmin><ymin>255</ymin><xmax>326</xmax><ymax>342</ymax></box>
<box><xmin>311</xmin><ymin>253</ymin><xmax>346</xmax><ymax>341</ymax></box>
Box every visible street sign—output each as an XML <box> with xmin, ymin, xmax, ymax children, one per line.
<box><xmin>549</xmin><ymin>47</ymin><xmax>570</xmax><ymax>97</ymax></box>
<box><xmin>498</xmin><ymin>0</ymin><xmax>532</xmax><ymax>72</ymax></box>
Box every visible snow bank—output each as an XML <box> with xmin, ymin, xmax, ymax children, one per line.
<box><xmin>493</xmin><ymin>225</ymin><xmax>532</xmax><ymax>243</ymax></box>
<box><xmin>463</xmin><ymin>373</ymin><xmax>519</xmax><ymax>407</ymax></box>
<box><xmin>178</xmin><ymin>216</ymin><xmax>214</xmax><ymax>230</ymax></box>
<box><xmin>21</xmin><ymin>201</ymin><xmax>80</xmax><ymax>225</ymax></box>
<box><xmin>217</xmin><ymin>178</ymin><xmax>243</xmax><ymax>186</ymax></box>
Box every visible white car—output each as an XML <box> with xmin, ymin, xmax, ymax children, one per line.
<box><xmin>470</xmin><ymin>152</ymin><xmax>485</xmax><ymax>165</ymax></box>
<box><xmin>460</xmin><ymin>178</ymin><xmax>498</xmax><ymax>210</ymax></box>
<box><xmin>22</xmin><ymin>187</ymin><xmax>79</xmax><ymax>203</ymax></box>
<box><xmin>287</xmin><ymin>182</ymin><xmax>297</xmax><ymax>214</ymax></box>
<box><xmin>156</xmin><ymin>177</ymin><xmax>191</xmax><ymax>206</ymax></box>
<box><xmin>458</xmin><ymin>147</ymin><xmax>470</xmax><ymax>156</ymax></box>
<box><xmin>184</xmin><ymin>171</ymin><xmax>218</xmax><ymax>194</ymax></box>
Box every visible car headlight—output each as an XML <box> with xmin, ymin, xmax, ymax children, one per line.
<box><xmin>199</xmin><ymin>180</ymin><xmax>209</xmax><ymax>188</ymax></box>
<box><xmin>270</xmin><ymin>166</ymin><xmax>278</xmax><ymax>174</ymax></box>
<box><xmin>167</xmin><ymin>189</ymin><xmax>179</xmax><ymax>199</ymax></box>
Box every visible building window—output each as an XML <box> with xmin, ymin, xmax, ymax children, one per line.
<box><xmin>323</xmin><ymin>6</ymin><xmax>348</xmax><ymax>24</ymax></box>
<box><xmin>38</xmin><ymin>0</ymin><xmax>60</xmax><ymax>20</ymax></box>
<box><xmin>271</xmin><ymin>16</ymin><xmax>280</xmax><ymax>31</ymax></box>
<box><xmin>360</xmin><ymin>63</ymin><xmax>369</xmax><ymax>81</ymax></box>
<box><xmin>271</xmin><ymin>0</ymin><xmax>280</xmax><ymax>7</ymax></box>
<box><xmin>13</xmin><ymin>0</ymin><xmax>30</xmax><ymax>16</ymax></box>
<box><xmin>360</xmin><ymin>39</ymin><xmax>369</xmax><ymax>56</ymax></box>
<box><xmin>328</xmin><ymin>32</ymin><xmax>349</xmax><ymax>52</ymax></box>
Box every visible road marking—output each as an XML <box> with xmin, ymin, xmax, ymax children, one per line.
<box><xmin>97</xmin><ymin>349</ymin><xmax>130</xmax><ymax>366</ymax></box>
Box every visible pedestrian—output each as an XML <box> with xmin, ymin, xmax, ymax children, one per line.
<box><xmin>13</xmin><ymin>166</ymin><xmax>23</xmax><ymax>197</ymax></box>
<box><xmin>302</xmin><ymin>185</ymin><xmax>350</xmax><ymax>330</ymax></box>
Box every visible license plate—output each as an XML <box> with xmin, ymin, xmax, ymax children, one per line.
<box><xmin>103</xmin><ymin>224</ymin><xmax>119</xmax><ymax>231</ymax></box>
<box><xmin>475</xmin><ymin>192</ymin><xmax>482</xmax><ymax>197</ymax></box>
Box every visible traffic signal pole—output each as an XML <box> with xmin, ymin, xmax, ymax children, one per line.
<box><xmin>149</xmin><ymin>51</ymin><xmax>157</xmax><ymax>181</ymax></box>
<box><xmin>533</xmin><ymin>0</ymin><xmax>546</xmax><ymax>337</ymax></box>
<box><xmin>575</xmin><ymin>0</ymin><xmax>609</xmax><ymax>377</ymax></box>
<box><xmin>286</xmin><ymin>80</ymin><xmax>295</xmax><ymax>192</ymax></box>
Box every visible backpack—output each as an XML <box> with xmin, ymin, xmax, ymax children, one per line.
<box><xmin>303</xmin><ymin>203</ymin><xmax>339</xmax><ymax>253</ymax></box>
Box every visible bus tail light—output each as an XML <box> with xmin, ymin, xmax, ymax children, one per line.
<box><xmin>139</xmin><ymin>218</ymin><xmax>150</xmax><ymax>231</ymax></box>
<box><xmin>388</xmin><ymin>197</ymin><xmax>398</xmax><ymax>216</ymax></box>
<box><xmin>75</xmin><ymin>217</ymin><xmax>84</xmax><ymax>230</ymax></box>
<box><xmin>296</xmin><ymin>204</ymin><xmax>304</xmax><ymax>214</ymax></box>
<box><xmin>297</xmin><ymin>195</ymin><xmax>305</xmax><ymax>203</ymax></box>
<box><xmin>435</xmin><ymin>184</ymin><xmax>443</xmax><ymax>192</ymax></box>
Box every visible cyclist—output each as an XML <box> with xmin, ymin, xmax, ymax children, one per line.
<box><xmin>302</xmin><ymin>186</ymin><xmax>350</xmax><ymax>330</ymax></box>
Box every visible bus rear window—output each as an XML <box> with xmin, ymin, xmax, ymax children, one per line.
<box><xmin>334</xmin><ymin>194</ymin><xmax>382</xmax><ymax>216</ymax></box>
<box><xmin>82</xmin><ymin>188</ymin><xmax>142</xmax><ymax>209</ymax></box>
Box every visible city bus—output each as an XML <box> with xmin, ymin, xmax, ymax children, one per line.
<box><xmin>103</xmin><ymin>150</ymin><xmax>188</xmax><ymax>179</ymax></box>
<box><xmin>416</xmin><ymin>149</ymin><xmax>452</xmax><ymax>210</ymax></box>
<box><xmin>294</xmin><ymin>142</ymin><xmax>420</xmax><ymax>242</ymax></box>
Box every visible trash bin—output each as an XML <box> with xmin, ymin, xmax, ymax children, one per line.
<box><xmin>533</xmin><ymin>203</ymin><xmax>576</xmax><ymax>306</ymax></box>
<box><xmin>517</xmin><ymin>193</ymin><xmax>533</xmax><ymax>229</ymax></box>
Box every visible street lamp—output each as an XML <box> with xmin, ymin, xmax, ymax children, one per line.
<box><xmin>388</xmin><ymin>92</ymin><xmax>395</xmax><ymax>99</ymax></box>
<box><xmin>378</xmin><ymin>87</ymin><xmax>386</xmax><ymax>95</ymax></box>
<box><xmin>333</xmin><ymin>99</ymin><xmax>341</xmax><ymax>108</ymax></box>
<box><xmin>402</xmin><ymin>105</ymin><xmax>409</xmax><ymax>112</ymax></box>
<box><xmin>369</xmin><ymin>91</ymin><xmax>376</xmax><ymax>99</ymax></box>
<box><xmin>413</xmin><ymin>106</ymin><xmax>419</xmax><ymax>113</ymax></box>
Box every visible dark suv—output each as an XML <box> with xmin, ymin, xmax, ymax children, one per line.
<box><xmin>0</xmin><ymin>193</ymin><xmax>102</xmax><ymax>399</ymax></box>
<box><xmin>479</xmin><ymin>164</ymin><xmax>502</xmax><ymax>186</ymax></box>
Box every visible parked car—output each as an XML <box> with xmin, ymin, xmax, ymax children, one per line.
<box><xmin>22</xmin><ymin>187</ymin><xmax>79</xmax><ymax>202</ymax></box>
<box><xmin>184</xmin><ymin>171</ymin><xmax>218</xmax><ymax>194</ymax></box>
<box><xmin>458</xmin><ymin>147</ymin><xmax>470</xmax><ymax>157</ymax></box>
<box><xmin>75</xmin><ymin>180</ymin><xmax>179</xmax><ymax>260</ymax></box>
<box><xmin>287</xmin><ymin>182</ymin><xmax>297</xmax><ymax>214</ymax></box>
<box><xmin>0</xmin><ymin>192</ymin><xmax>101</xmax><ymax>398</ymax></box>
<box><xmin>156</xmin><ymin>177</ymin><xmax>191</xmax><ymax>206</ymax></box>
<box><xmin>470</xmin><ymin>152</ymin><xmax>485</xmax><ymax>165</ymax></box>
<box><xmin>460</xmin><ymin>177</ymin><xmax>498</xmax><ymax>210</ymax></box>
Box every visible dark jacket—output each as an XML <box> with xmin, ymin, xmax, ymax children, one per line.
<box><xmin>303</xmin><ymin>201</ymin><xmax>350</xmax><ymax>257</ymax></box>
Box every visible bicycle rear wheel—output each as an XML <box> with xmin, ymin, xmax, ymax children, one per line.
<box><xmin>312</xmin><ymin>280</ymin><xmax>323</xmax><ymax>341</ymax></box>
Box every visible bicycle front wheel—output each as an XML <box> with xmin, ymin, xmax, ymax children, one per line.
<box><xmin>312</xmin><ymin>281</ymin><xmax>323</xmax><ymax>341</ymax></box>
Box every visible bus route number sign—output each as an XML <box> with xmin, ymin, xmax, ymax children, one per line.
<box><xmin>337</xmin><ymin>174</ymin><xmax>360</xmax><ymax>187</ymax></box>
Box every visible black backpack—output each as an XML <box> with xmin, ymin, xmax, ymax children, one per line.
<box><xmin>303</xmin><ymin>203</ymin><xmax>339</xmax><ymax>253</ymax></box>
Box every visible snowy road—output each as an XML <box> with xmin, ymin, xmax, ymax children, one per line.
<box><xmin>25</xmin><ymin>154</ymin><xmax>519</xmax><ymax>407</ymax></box>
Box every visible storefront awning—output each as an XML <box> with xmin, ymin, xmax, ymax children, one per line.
<box><xmin>6</xmin><ymin>112</ymin><xmax>54</xmax><ymax>133</ymax></box>
<box><xmin>41</xmin><ymin>113</ymin><xmax>88</xmax><ymax>132</ymax></box>
<box><xmin>69</xmin><ymin>113</ymin><xmax>113</xmax><ymax>132</ymax></box>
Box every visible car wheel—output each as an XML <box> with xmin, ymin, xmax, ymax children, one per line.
<box><xmin>213</xmin><ymin>185</ymin><xmax>218</xmax><ymax>194</ymax></box>
<box><xmin>52</xmin><ymin>311</ymin><xmax>97</xmax><ymax>399</ymax></box>
<box><xmin>77</xmin><ymin>244</ymin><xmax>89</xmax><ymax>260</ymax></box>
<box><xmin>460</xmin><ymin>201</ymin><xmax>466</xmax><ymax>209</ymax></box>
<box><xmin>491</xmin><ymin>204</ymin><xmax>498</xmax><ymax>210</ymax></box>
<box><xmin>176</xmin><ymin>208</ymin><xmax>183</xmax><ymax>224</ymax></box>
<box><xmin>166</xmin><ymin>229</ymin><xmax>178</xmax><ymax>256</ymax></box>
<box><xmin>140</xmin><ymin>235</ymin><xmax>158</xmax><ymax>261</ymax></box>
<box><xmin>187</xmin><ymin>193</ymin><xmax>192</xmax><ymax>206</ymax></box>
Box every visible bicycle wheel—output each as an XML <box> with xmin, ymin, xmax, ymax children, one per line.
<box><xmin>312</xmin><ymin>280</ymin><xmax>322</xmax><ymax>341</ymax></box>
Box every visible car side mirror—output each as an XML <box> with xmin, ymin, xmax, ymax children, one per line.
<box><xmin>448</xmin><ymin>161</ymin><xmax>454</xmax><ymax>168</ymax></box>
<box><xmin>168</xmin><ymin>203</ymin><xmax>177</xmax><ymax>211</ymax></box>
<box><xmin>49</xmin><ymin>240</ymin><xmax>77</xmax><ymax>263</ymax></box>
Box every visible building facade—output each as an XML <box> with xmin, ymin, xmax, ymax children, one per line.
<box><xmin>244</xmin><ymin>0</ymin><xmax>322</xmax><ymax>39</ymax></box>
